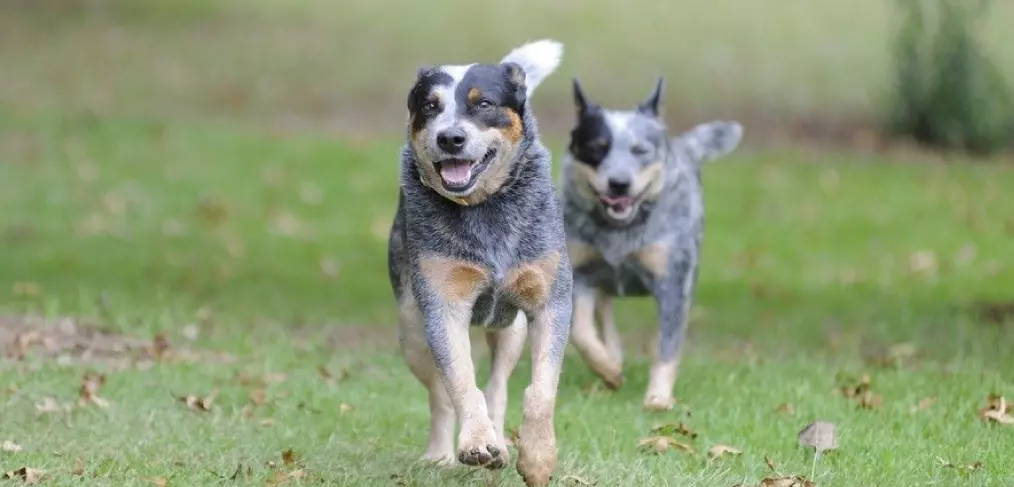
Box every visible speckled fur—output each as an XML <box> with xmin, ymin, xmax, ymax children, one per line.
<box><xmin>387</xmin><ymin>40</ymin><xmax>571</xmax><ymax>487</ymax></box>
<box><xmin>560</xmin><ymin>77</ymin><xmax>743</xmax><ymax>410</ymax></box>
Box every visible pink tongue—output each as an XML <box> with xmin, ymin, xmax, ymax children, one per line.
<box><xmin>440</xmin><ymin>160</ymin><xmax>472</xmax><ymax>185</ymax></box>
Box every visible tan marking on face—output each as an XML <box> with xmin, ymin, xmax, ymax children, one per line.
<box><xmin>633</xmin><ymin>241</ymin><xmax>669</xmax><ymax>279</ymax></box>
<box><xmin>503</xmin><ymin>251</ymin><xmax>561</xmax><ymax>311</ymax></box>
<box><xmin>571</xmin><ymin>162</ymin><xmax>602</xmax><ymax>199</ymax></box>
<box><xmin>418</xmin><ymin>255</ymin><xmax>489</xmax><ymax>302</ymax></box>
<box><xmin>467</xmin><ymin>87</ymin><xmax>482</xmax><ymax>104</ymax></box>
<box><xmin>632</xmin><ymin>160</ymin><xmax>665</xmax><ymax>201</ymax></box>
<box><xmin>496</xmin><ymin>108</ymin><xmax>524</xmax><ymax>143</ymax></box>
<box><xmin>569</xmin><ymin>287</ymin><xmax>622</xmax><ymax>389</ymax></box>
<box><xmin>566</xmin><ymin>241</ymin><xmax>601</xmax><ymax>268</ymax></box>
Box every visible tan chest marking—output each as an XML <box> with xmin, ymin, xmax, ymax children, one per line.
<box><xmin>567</xmin><ymin>241</ymin><xmax>601</xmax><ymax>268</ymax></box>
<box><xmin>418</xmin><ymin>255</ymin><xmax>490</xmax><ymax>302</ymax></box>
<box><xmin>503</xmin><ymin>251</ymin><xmax>561</xmax><ymax>310</ymax></box>
<box><xmin>632</xmin><ymin>241</ymin><xmax>669</xmax><ymax>279</ymax></box>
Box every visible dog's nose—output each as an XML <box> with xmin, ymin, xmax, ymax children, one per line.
<box><xmin>436</xmin><ymin>128</ymin><xmax>467</xmax><ymax>153</ymax></box>
<box><xmin>607</xmin><ymin>177</ymin><xmax>631</xmax><ymax>195</ymax></box>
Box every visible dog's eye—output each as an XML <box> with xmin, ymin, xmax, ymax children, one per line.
<box><xmin>422</xmin><ymin>101</ymin><xmax>439</xmax><ymax>113</ymax></box>
<box><xmin>631</xmin><ymin>145</ymin><xmax>650</xmax><ymax>156</ymax></box>
<box><xmin>476</xmin><ymin>99</ymin><xmax>495</xmax><ymax>110</ymax></box>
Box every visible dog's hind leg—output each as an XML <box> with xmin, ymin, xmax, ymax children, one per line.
<box><xmin>397</xmin><ymin>294</ymin><xmax>455</xmax><ymax>464</ymax></box>
<box><xmin>483</xmin><ymin>312</ymin><xmax>527</xmax><ymax>469</ymax></box>
<box><xmin>643</xmin><ymin>257</ymin><xmax>697</xmax><ymax>411</ymax></box>
<box><xmin>595</xmin><ymin>291</ymin><xmax>622</xmax><ymax>365</ymax></box>
<box><xmin>570</xmin><ymin>284</ymin><xmax>623</xmax><ymax>389</ymax></box>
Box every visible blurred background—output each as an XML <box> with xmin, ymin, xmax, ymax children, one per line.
<box><xmin>2</xmin><ymin>0</ymin><xmax>1013</xmax><ymax>357</ymax></box>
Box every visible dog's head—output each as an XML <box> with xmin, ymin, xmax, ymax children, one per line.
<box><xmin>406</xmin><ymin>40</ymin><xmax>563</xmax><ymax>204</ymax></box>
<box><xmin>567</xmin><ymin>77</ymin><xmax>741</xmax><ymax>225</ymax></box>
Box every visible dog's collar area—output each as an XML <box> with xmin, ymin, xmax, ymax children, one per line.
<box><xmin>418</xmin><ymin>175</ymin><xmax>471</xmax><ymax>206</ymax></box>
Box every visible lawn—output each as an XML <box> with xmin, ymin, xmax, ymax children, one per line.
<box><xmin>2</xmin><ymin>2</ymin><xmax>1014</xmax><ymax>486</ymax></box>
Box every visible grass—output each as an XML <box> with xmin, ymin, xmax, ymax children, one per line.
<box><xmin>2</xmin><ymin>2</ymin><xmax>1014</xmax><ymax>486</ymax></box>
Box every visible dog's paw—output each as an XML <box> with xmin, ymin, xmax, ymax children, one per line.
<box><xmin>602</xmin><ymin>370</ymin><xmax>623</xmax><ymax>390</ymax></box>
<box><xmin>457</xmin><ymin>421</ymin><xmax>503</xmax><ymax>467</ymax></box>
<box><xmin>642</xmin><ymin>394</ymin><xmax>675</xmax><ymax>412</ymax></box>
<box><xmin>484</xmin><ymin>446</ymin><xmax>510</xmax><ymax>470</ymax></box>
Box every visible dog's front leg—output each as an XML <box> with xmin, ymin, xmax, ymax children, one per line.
<box><xmin>516</xmin><ymin>297</ymin><xmax>571</xmax><ymax>487</ymax></box>
<box><xmin>416</xmin><ymin>257</ymin><xmax>502</xmax><ymax>468</ymax></box>
<box><xmin>482</xmin><ymin>312</ymin><xmax>527</xmax><ymax>469</ymax></box>
<box><xmin>643</xmin><ymin>258</ymin><xmax>697</xmax><ymax>411</ymax></box>
<box><xmin>570</xmin><ymin>282</ymin><xmax>623</xmax><ymax>389</ymax></box>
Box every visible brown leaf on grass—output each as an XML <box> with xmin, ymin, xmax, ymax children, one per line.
<box><xmin>282</xmin><ymin>449</ymin><xmax>296</xmax><ymax>465</ymax></box>
<box><xmin>978</xmin><ymin>394</ymin><xmax>1014</xmax><ymax>425</ymax></box>
<box><xmin>2</xmin><ymin>467</ymin><xmax>45</xmax><ymax>484</ymax></box>
<box><xmin>938</xmin><ymin>457</ymin><xmax>984</xmax><ymax>474</ymax></box>
<box><xmin>149</xmin><ymin>333</ymin><xmax>171</xmax><ymax>361</ymax></box>
<box><xmin>911</xmin><ymin>396</ymin><xmax>938</xmax><ymax>413</ymax></box>
<box><xmin>78</xmin><ymin>372</ymin><xmax>110</xmax><ymax>408</ymax></box>
<box><xmin>649</xmin><ymin>421</ymin><xmax>698</xmax><ymax>439</ymax></box>
<box><xmin>637</xmin><ymin>436</ymin><xmax>696</xmax><ymax>456</ymax></box>
<box><xmin>259</xmin><ymin>419</ymin><xmax>275</xmax><ymax>428</ymax></box>
<box><xmin>865</xmin><ymin>342</ymin><xmax>918</xmax><ymax>368</ymax></box>
<box><xmin>857</xmin><ymin>390</ymin><xmax>883</xmax><ymax>410</ymax></box>
<box><xmin>317</xmin><ymin>365</ymin><xmax>335</xmax><ymax>386</ymax></box>
<box><xmin>339</xmin><ymin>403</ymin><xmax>353</xmax><ymax>415</ymax></box>
<box><xmin>72</xmin><ymin>458</ymin><xmax>85</xmax><ymax>476</ymax></box>
<box><xmin>908</xmin><ymin>250</ymin><xmax>938</xmax><ymax>275</ymax></box>
<box><xmin>764</xmin><ymin>456</ymin><xmax>778</xmax><ymax>472</ymax></box>
<box><xmin>797</xmin><ymin>421</ymin><xmax>837</xmax><ymax>453</ymax></box>
<box><xmin>775</xmin><ymin>403</ymin><xmax>795</xmax><ymax>415</ymax></box>
<box><xmin>759</xmin><ymin>476</ymin><xmax>817</xmax><ymax>487</ymax></box>
<box><xmin>35</xmin><ymin>397</ymin><xmax>66</xmax><ymax>414</ymax></box>
<box><xmin>142</xmin><ymin>477</ymin><xmax>168</xmax><ymax>487</ymax></box>
<box><xmin>178</xmin><ymin>390</ymin><xmax>217</xmax><ymax>412</ymax></box>
<box><xmin>837</xmin><ymin>373</ymin><xmax>871</xmax><ymax>399</ymax></box>
<box><xmin>707</xmin><ymin>444</ymin><xmax>742</xmax><ymax>461</ymax></box>
<box><xmin>249</xmin><ymin>388</ymin><xmax>267</xmax><ymax>407</ymax></box>
<box><xmin>266</xmin><ymin>468</ymin><xmax>306</xmax><ymax>486</ymax></box>
<box><xmin>2</xmin><ymin>440</ymin><xmax>23</xmax><ymax>453</ymax></box>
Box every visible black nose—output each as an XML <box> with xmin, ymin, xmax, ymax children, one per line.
<box><xmin>607</xmin><ymin>178</ymin><xmax>631</xmax><ymax>195</ymax></box>
<box><xmin>436</xmin><ymin>128</ymin><xmax>467</xmax><ymax>153</ymax></box>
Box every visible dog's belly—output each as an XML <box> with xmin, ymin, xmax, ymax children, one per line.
<box><xmin>470</xmin><ymin>290</ymin><xmax>522</xmax><ymax>329</ymax></box>
<box><xmin>576</xmin><ymin>261</ymin><xmax>652</xmax><ymax>297</ymax></box>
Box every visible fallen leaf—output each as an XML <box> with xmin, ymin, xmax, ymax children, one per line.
<box><xmin>837</xmin><ymin>373</ymin><xmax>871</xmax><ymax>399</ymax></box>
<box><xmin>908</xmin><ymin>250</ymin><xmax>937</xmax><ymax>274</ymax></box>
<box><xmin>339</xmin><ymin>403</ymin><xmax>353</xmax><ymax>415</ymax></box>
<box><xmin>150</xmin><ymin>333</ymin><xmax>172</xmax><ymax>361</ymax></box>
<box><xmin>911</xmin><ymin>396</ymin><xmax>938</xmax><ymax>413</ymax></box>
<box><xmin>34</xmin><ymin>397</ymin><xmax>63</xmax><ymax>414</ymax></box>
<box><xmin>797</xmin><ymin>421</ymin><xmax>837</xmax><ymax>453</ymax></box>
<box><xmin>637</xmin><ymin>436</ymin><xmax>696</xmax><ymax>455</ymax></box>
<box><xmin>1</xmin><ymin>440</ymin><xmax>22</xmax><ymax>453</ymax></box>
<box><xmin>759</xmin><ymin>476</ymin><xmax>817</xmax><ymax>487</ymax></box>
<box><xmin>282</xmin><ymin>449</ymin><xmax>296</xmax><ymax>465</ymax></box>
<box><xmin>764</xmin><ymin>455</ymin><xmax>778</xmax><ymax>472</ymax></box>
<box><xmin>259</xmin><ymin>419</ymin><xmax>275</xmax><ymax>428</ymax></box>
<box><xmin>72</xmin><ymin>458</ymin><xmax>84</xmax><ymax>476</ymax></box>
<box><xmin>649</xmin><ymin>421</ymin><xmax>698</xmax><ymax>439</ymax></box>
<box><xmin>249</xmin><ymin>388</ymin><xmax>267</xmax><ymax>406</ymax></box>
<box><xmin>866</xmin><ymin>342</ymin><xmax>919</xmax><ymax>368</ymax></box>
<box><xmin>2</xmin><ymin>467</ymin><xmax>45</xmax><ymax>484</ymax></box>
<box><xmin>978</xmin><ymin>394</ymin><xmax>1014</xmax><ymax>425</ymax></box>
<box><xmin>938</xmin><ymin>457</ymin><xmax>984</xmax><ymax>474</ymax></box>
<box><xmin>775</xmin><ymin>403</ymin><xmax>795</xmax><ymax>415</ymax></box>
<box><xmin>857</xmin><ymin>390</ymin><xmax>883</xmax><ymax>410</ymax></box>
<box><xmin>78</xmin><ymin>372</ymin><xmax>110</xmax><ymax>408</ymax></box>
<box><xmin>142</xmin><ymin>476</ymin><xmax>168</xmax><ymax>487</ymax></box>
<box><xmin>707</xmin><ymin>444</ymin><xmax>741</xmax><ymax>461</ymax></box>
<box><xmin>178</xmin><ymin>390</ymin><xmax>217</xmax><ymax>412</ymax></box>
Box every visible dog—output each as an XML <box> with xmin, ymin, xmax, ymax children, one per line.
<box><xmin>559</xmin><ymin>77</ymin><xmax>743</xmax><ymax>411</ymax></box>
<box><xmin>387</xmin><ymin>39</ymin><xmax>572</xmax><ymax>486</ymax></box>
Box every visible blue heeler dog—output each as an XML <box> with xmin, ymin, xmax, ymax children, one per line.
<box><xmin>387</xmin><ymin>40</ymin><xmax>572</xmax><ymax>486</ymax></box>
<box><xmin>559</xmin><ymin>77</ymin><xmax>743</xmax><ymax>411</ymax></box>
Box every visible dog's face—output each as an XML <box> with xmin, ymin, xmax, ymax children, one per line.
<box><xmin>567</xmin><ymin>78</ymin><xmax>669</xmax><ymax>225</ymax></box>
<box><xmin>407</xmin><ymin>40</ymin><xmax>562</xmax><ymax>203</ymax></box>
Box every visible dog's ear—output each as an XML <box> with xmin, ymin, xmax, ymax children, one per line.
<box><xmin>637</xmin><ymin>77</ymin><xmax>665</xmax><ymax>118</ymax></box>
<box><xmin>499</xmin><ymin>39</ymin><xmax>563</xmax><ymax>99</ymax></box>
<box><xmin>572</xmin><ymin>77</ymin><xmax>594</xmax><ymax>118</ymax></box>
<box><xmin>674</xmin><ymin>121</ymin><xmax>743</xmax><ymax>164</ymax></box>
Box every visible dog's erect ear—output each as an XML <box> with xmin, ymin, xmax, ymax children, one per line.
<box><xmin>637</xmin><ymin>77</ymin><xmax>665</xmax><ymax>118</ymax></box>
<box><xmin>675</xmin><ymin>121</ymin><xmax>743</xmax><ymax>164</ymax></box>
<box><xmin>572</xmin><ymin>77</ymin><xmax>594</xmax><ymax>117</ymax></box>
<box><xmin>499</xmin><ymin>39</ymin><xmax>563</xmax><ymax>99</ymax></box>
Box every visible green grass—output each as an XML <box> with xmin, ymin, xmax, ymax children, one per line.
<box><xmin>2</xmin><ymin>116</ymin><xmax>1014</xmax><ymax>486</ymax></box>
<box><xmin>2</xmin><ymin>2</ymin><xmax>1014</xmax><ymax>486</ymax></box>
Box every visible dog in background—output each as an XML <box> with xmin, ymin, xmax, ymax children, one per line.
<box><xmin>559</xmin><ymin>77</ymin><xmax>743</xmax><ymax>411</ymax></box>
<box><xmin>387</xmin><ymin>39</ymin><xmax>572</xmax><ymax>486</ymax></box>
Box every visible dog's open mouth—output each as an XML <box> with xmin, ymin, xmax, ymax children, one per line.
<box><xmin>600</xmin><ymin>194</ymin><xmax>636</xmax><ymax>221</ymax></box>
<box><xmin>435</xmin><ymin>148</ymin><xmax>497</xmax><ymax>192</ymax></box>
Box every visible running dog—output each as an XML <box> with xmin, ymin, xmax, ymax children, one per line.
<box><xmin>387</xmin><ymin>40</ymin><xmax>572</xmax><ymax>486</ymax></box>
<box><xmin>560</xmin><ymin>77</ymin><xmax>743</xmax><ymax>411</ymax></box>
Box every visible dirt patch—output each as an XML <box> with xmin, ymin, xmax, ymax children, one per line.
<box><xmin>0</xmin><ymin>315</ymin><xmax>233</xmax><ymax>368</ymax></box>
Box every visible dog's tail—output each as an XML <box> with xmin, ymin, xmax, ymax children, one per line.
<box><xmin>670</xmin><ymin>121</ymin><xmax>743</xmax><ymax>165</ymax></box>
<box><xmin>500</xmin><ymin>39</ymin><xmax>564</xmax><ymax>99</ymax></box>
